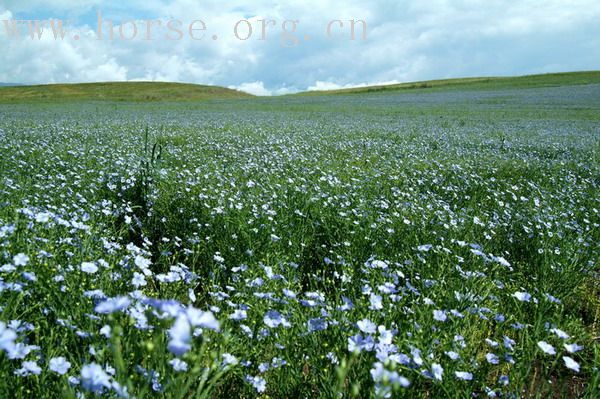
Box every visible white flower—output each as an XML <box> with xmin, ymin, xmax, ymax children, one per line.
<box><xmin>169</xmin><ymin>358</ymin><xmax>188</xmax><ymax>372</ymax></box>
<box><xmin>357</xmin><ymin>319</ymin><xmax>377</xmax><ymax>334</ymax></box>
<box><xmin>246</xmin><ymin>375</ymin><xmax>266</xmax><ymax>393</ymax></box>
<box><xmin>168</xmin><ymin>314</ymin><xmax>191</xmax><ymax>356</ymax></box>
<box><xmin>222</xmin><ymin>353</ymin><xmax>238</xmax><ymax>366</ymax></box>
<box><xmin>370</xmin><ymin>260</ymin><xmax>388</xmax><ymax>269</ymax></box>
<box><xmin>16</xmin><ymin>360</ymin><xmax>42</xmax><ymax>376</ymax></box>
<box><xmin>485</xmin><ymin>353</ymin><xmax>500</xmax><ymax>364</ymax></box>
<box><xmin>431</xmin><ymin>363</ymin><xmax>443</xmax><ymax>381</ymax></box>
<box><xmin>229</xmin><ymin>309</ymin><xmax>247</xmax><ymax>321</ymax></box>
<box><xmin>134</xmin><ymin>255</ymin><xmax>152</xmax><ymax>269</ymax></box>
<box><xmin>562</xmin><ymin>356</ymin><xmax>580</xmax><ymax>372</ymax></box>
<box><xmin>131</xmin><ymin>272</ymin><xmax>147</xmax><ymax>287</ymax></box>
<box><xmin>455</xmin><ymin>371</ymin><xmax>473</xmax><ymax>381</ymax></box>
<box><xmin>307</xmin><ymin>318</ymin><xmax>328</xmax><ymax>332</ymax></box>
<box><xmin>95</xmin><ymin>296</ymin><xmax>131</xmax><ymax>314</ymax></box>
<box><xmin>433</xmin><ymin>310</ymin><xmax>447</xmax><ymax>322</ymax></box>
<box><xmin>80</xmin><ymin>262</ymin><xmax>98</xmax><ymax>274</ymax></box>
<box><xmin>512</xmin><ymin>291</ymin><xmax>531</xmax><ymax>302</ymax></box>
<box><xmin>369</xmin><ymin>294</ymin><xmax>383</xmax><ymax>310</ymax></box>
<box><xmin>49</xmin><ymin>357</ymin><xmax>71</xmax><ymax>375</ymax></box>
<box><xmin>81</xmin><ymin>363</ymin><xmax>111</xmax><ymax>393</ymax></box>
<box><xmin>99</xmin><ymin>325</ymin><xmax>111</xmax><ymax>338</ymax></box>
<box><xmin>563</xmin><ymin>343</ymin><xmax>584</xmax><ymax>353</ymax></box>
<box><xmin>494</xmin><ymin>256</ymin><xmax>511</xmax><ymax>268</ymax></box>
<box><xmin>550</xmin><ymin>328</ymin><xmax>569</xmax><ymax>339</ymax></box>
<box><xmin>263</xmin><ymin>310</ymin><xmax>290</xmax><ymax>328</ymax></box>
<box><xmin>13</xmin><ymin>253</ymin><xmax>29</xmax><ymax>266</ymax></box>
<box><xmin>185</xmin><ymin>307</ymin><xmax>220</xmax><ymax>331</ymax></box>
<box><xmin>537</xmin><ymin>341</ymin><xmax>556</xmax><ymax>355</ymax></box>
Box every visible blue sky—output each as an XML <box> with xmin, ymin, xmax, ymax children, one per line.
<box><xmin>1</xmin><ymin>0</ymin><xmax>599</xmax><ymax>94</ymax></box>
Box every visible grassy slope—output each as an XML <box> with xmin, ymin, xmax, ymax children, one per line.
<box><xmin>0</xmin><ymin>81</ymin><xmax>252</xmax><ymax>102</ymax></box>
<box><xmin>1</xmin><ymin>71</ymin><xmax>598</xmax><ymax>103</ymax></box>
<box><xmin>295</xmin><ymin>71</ymin><xmax>600</xmax><ymax>96</ymax></box>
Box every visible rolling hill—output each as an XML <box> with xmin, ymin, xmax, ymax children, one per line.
<box><xmin>0</xmin><ymin>72</ymin><xmax>598</xmax><ymax>102</ymax></box>
<box><xmin>0</xmin><ymin>81</ymin><xmax>252</xmax><ymax>102</ymax></box>
<box><xmin>296</xmin><ymin>71</ymin><xmax>600</xmax><ymax>96</ymax></box>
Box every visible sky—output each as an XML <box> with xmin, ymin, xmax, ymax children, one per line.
<box><xmin>0</xmin><ymin>0</ymin><xmax>599</xmax><ymax>95</ymax></box>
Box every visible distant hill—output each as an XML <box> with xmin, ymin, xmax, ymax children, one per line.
<box><xmin>0</xmin><ymin>83</ymin><xmax>23</xmax><ymax>87</ymax></box>
<box><xmin>0</xmin><ymin>82</ymin><xmax>252</xmax><ymax>102</ymax></box>
<box><xmin>1</xmin><ymin>72</ymin><xmax>598</xmax><ymax>102</ymax></box>
<box><xmin>296</xmin><ymin>71</ymin><xmax>600</xmax><ymax>96</ymax></box>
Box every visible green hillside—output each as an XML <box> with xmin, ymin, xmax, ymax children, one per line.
<box><xmin>297</xmin><ymin>71</ymin><xmax>600</xmax><ymax>96</ymax></box>
<box><xmin>1</xmin><ymin>72</ymin><xmax>598</xmax><ymax>102</ymax></box>
<box><xmin>0</xmin><ymin>81</ymin><xmax>252</xmax><ymax>102</ymax></box>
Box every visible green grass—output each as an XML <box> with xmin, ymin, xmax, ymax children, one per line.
<box><xmin>1</xmin><ymin>71</ymin><xmax>599</xmax><ymax>104</ymax></box>
<box><xmin>295</xmin><ymin>71</ymin><xmax>600</xmax><ymax>96</ymax></box>
<box><xmin>0</xmin><ymin>81</ymin><xmax>252</xmax><ymax>103</ymax></box>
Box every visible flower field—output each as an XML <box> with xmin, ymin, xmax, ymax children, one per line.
<box><xmin>0</xmin><ymin>83</ymin><xmax>598</xmax><ymax>397</ymax></box>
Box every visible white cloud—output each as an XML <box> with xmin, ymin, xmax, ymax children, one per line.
<box><xmin>0</xmin><ymin>10</ymin><xmax>13</xmax><ymax>20</ymax></box>
<box><xmin>230</xmin><ymin>81</ymin><xmax>271</xmax><ymax>96</ymax></box>
<box><xmin>306</xmin><ymin>80</ymin><xmax>400</xmax><ymax>92</ymax></box>
<box><xmin>1</xmin><ymin>1</ymin><xmax>599</xmax><ymax>89</ymax></box>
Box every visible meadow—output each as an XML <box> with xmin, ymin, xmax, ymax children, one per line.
<box><xmin>0</xmin><ymin>75</ymin><xmax>599</xmax><ymax>397</ymax></box>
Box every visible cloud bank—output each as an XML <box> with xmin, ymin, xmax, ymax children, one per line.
<box><xmin>1</xmin><ymin>1</ymin><xmax>599</xmax><ymax>94</ymax></box>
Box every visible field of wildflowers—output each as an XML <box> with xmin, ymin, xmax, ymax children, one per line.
<box><xmin>0</xmin><ymin>83</ymin><xmax>598</xmax><ymax>397</ymax></box>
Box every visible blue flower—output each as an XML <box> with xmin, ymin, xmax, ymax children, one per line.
<box><xmin>263</xmin><ymin>310</ymin><xmax>290</xmax><ymax>328</ymax></box>
<box><xmin>370</xmin><ymin>362</ymin><xmax>410</xmax><ymax>387</ymax></box>
<box><xmin>550</xmin><ymin>328</ymin><xmax>569</xmax><ymax>339</ymax></box>
<box><xmin>222</xmin><ymin>353</ymin><xmax>238</xmax><ymax>366</ymax></box>
<box><xmin>411</xmin><ymin>347</ymin><xmax>423</xmax><ymax>366</ymax></box>
<box><xmin>168</xmin><ymin>315</ymin><xmax>191</xmax><ymax>356</ymax></box>
<box><xmin>337</xmin><ymin>296</ymin><xmax>354</xmax><ymax>311</ymax></box>
<box><xmin>503</xmin><ymin>336</ymin><xmax>516</xmax><ymax>351</ymax></box>
<box><xmin>13</xmin><ymin>253</ymin><xmax>29</xmax><ymax>266</ymax></box>
<box><xmin>512</xmin><ymin>292</ymin><xmax>531</xmax><ymax>302</ymax></box>
<box><xmin>563</xmin><ymin>356</ymin><xmax>580</xmax><ymax>372</ymax></box>
<box><xmin>431</xmin><ymin>363</ymin><xmax>443</xmax><ymax>381</ymax></box>
<box><xmin>14</xmin><ymin>360</ymin><xmax>41</xmax><ymax>376</ymax></box>
<box><xmin>185</xmin><ymin>307</ymin><xmax>220</xmax><ymax>331</ymax></box>
<box><xmin>564</xmin><ymin>343</ymin><xmax>583</xmax><ymax>353</ymax></box>
<box><xmin>246</xmin><ymin>375</ymin><xmax>266</xmax><ymax>393</ymax></box>
<box><xmin>49</xmin><ymin>357</ymin><xmax>71</xmax><ymax>375</ymax></box>
<box><xmin>131</xmin><ymin>272</ymin><xmax>147</xmax><ymax>287</ymax></box>
<box><xmin>80</xmin><ymin>262</ymin><xmax>98</xmax><ymax>274</ymax></box>
<box><xmin>229</xmin><ymin>309</ymin><xmax>247</xmax><ymax>321</ymax></box>
<box><xmin>485</xmin><ymin>353</ymin><xmax>500</xmax><ymax>364</ymax></box>
<box><xmin>307</xmin><ymin>318</ymin><xmax>328</xmax><ymax>332</ymax></box>
<box><xmin>348</xmin><ymin>334</ymin><xmax>374</xmax><ymax>353</ymax></box>
<box><xmin>455</xmin><ymin>371</ymin><xmax>473</xmax><ymax>381</ymax></box>
<box><xmin>0</xmin><ymin>322</ymin><xmax>17</xmax><ymax>353</ymax></box>
<box><xmin>357</xmin><ymin>319</ymin><xmax>377</xmax><ymax>334</ymax></box>
<box><xmin>95</xmin><ymin>296</ymin><xmax>131</xmax><ymax>314</ymax></box>
<box><xmin>433</xmin><ymin>310</ymin><xmax>447</xmax><ymax>322</ymax></box>
<box><xmin>537</xmin><ymin>341</ymin><xmax>556</xmax><ymax>355</ymax></box>
<box><xmin>369</xmin><ymin>294</ymin><xmax>383</xmax><ymax>310</ymax></box>
<box><xmin>169</xmin><ymin>358</ymin><xmax>188</xmax><ymax>372</ymax></box>
<box><xmin>81</xmin><ymin>363</ymin><xmax>111</xmax><ymax>393</ymax></box>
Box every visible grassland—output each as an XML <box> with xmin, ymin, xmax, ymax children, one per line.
<box><xmin>0</xmin><ymin>74</ymin><xmax>598</xmax><ymax>398</ymax></box>
<box><xmin>0</xmin><ymin>81</ymin><xmax>251</xmax><ymax>103</ymax></box>
<box><xmin>297</xmin><ymin>71</ymin><xmax>600</xmax><ymax>96</ymax></box>
<box><xmin>1</xmin><ymin>71</ymin><xmax>599</xmax><ymax>103</ymax></box>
